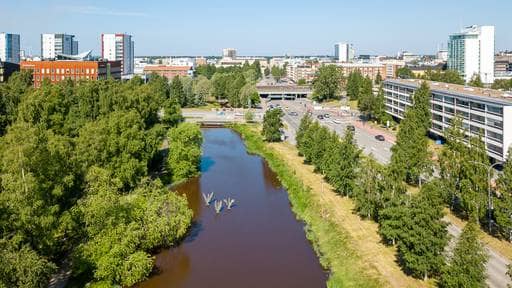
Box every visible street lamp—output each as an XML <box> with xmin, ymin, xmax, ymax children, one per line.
<box><xmin>469</xmin><ymin>160</ymin><xmax>502</xmax><ymax>233</ymax></box>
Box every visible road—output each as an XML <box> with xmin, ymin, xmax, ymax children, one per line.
<box><xmin>266</xmin><ymin>98</ymin><xmax>511</xmax><ymax>288</ymax></box>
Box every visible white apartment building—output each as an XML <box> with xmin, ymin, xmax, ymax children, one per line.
<box><xmin>41</xmin><ymin>33</ymin><xmax>77</xmax><ymax>59</ymax></box>
<box><xmin>0</xmin><ymin>33</ymin><xmax>20</xmax><ymax>64</ymax></box>
<box><xmin>384</xmin><ymin>78</ymin><xmax>512</xmax><ymax>162</ymax></box>
<box><xmin>101</xmin><ymin>34</ymin><xmax>134</xmax><ymax>75</ymax></box>
<box><xmin>448</xmin><ymin>25</ymin><xmax>495</xmax><ymax>84</ymax></box>
<box><xmin>334</xmin><ymin>43</ymin><xmax>355</xmax><ymax>62</ymax></box>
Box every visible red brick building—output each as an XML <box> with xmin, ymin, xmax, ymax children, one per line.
<box><xmin>20</xmin><ymin>60</ymin><xmax>121</xmax><ymax>87</ymax></box>
<box><xmin>143</xmin><ymin>65</ymin><xmax>192</xmax><ymax>80</ymax></box>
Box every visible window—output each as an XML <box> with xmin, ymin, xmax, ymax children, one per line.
<box><xmin>432</xmin><ymin>104</ymin><xmax>443</xmax><ymax>112</ymax></box>
<box><xmin>456</xmin><ymin>99</ymin><xmax>469</xmax><ymax>107</ymax></box>
<box><xmin>90</xmin><ymin>69</ymin><xmax>95</xmax><ymax>74</ymax></box>
<box><xmin>456</xmin><ymin>110</ymin><xmax>469</xmax><ymax>119</ymax></box>
<box><xmin>433</xmin><ymin>94</ymin><xmax>443</xmax><ymax>101</ymax></box>
<box><xmin>487</xmin><ymin>143</ymin><xmax>502</xmax><ymax>154</ymax></box>
<box><xmin>470</xmin><ymin>102</ymin><xmax>485</xmax><ymax>111</ymax></box>
<box><xmin>444</xmin><ymin>96</ymin><xmax>455</xmax><ymax>104</ymax></box>
<box><xmin>487</xmin><ymin>105</ymin><xmax>503</xmax><ymax>115</ymax></box>
<box><xmin>432</xmin><ymin>123</ymin><xmax>443</xmax><ymax>131</ymax></box>
<box><xmin>433</xmin><ymin>113</ymin><xmax>443</xmax><ymax>122</ymax></box>
<box><xmin>487</xmin><ymin>131</ymin><xmax>503</xmax><ymax>141</ymax></box>
<box><xmin>444</xmin><ymin>117</ymin><xmax>452</xmax><ymax>124</ymax></box>
<box><xmin>487</xmin><ymin>118</ymin><xmax>503</xmax><ymax>129</ymax></box>
<box><xmin>86</xmin><ymin>69</ymin><xmax>90</xmax><ymax>74</ymax></box>
<box><xmin>445</xmin><ymin>107</ymin><xmax>455</xmax><ymax>115</ymax></box>
<box><xmin>470</xmin><ymin>114</ymin><xmax>485</xmax><ymax>124</ymax></box>
<box><xmin>470</xmin><ymin>125</ymin><xmax>483</xmax><ymax>135</ymax></box>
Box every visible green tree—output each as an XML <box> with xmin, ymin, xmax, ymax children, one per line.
<box><xmin>296</xmin><ymin>114</ymin><xmax>313</xmax><ymax>154</ymax></box>
<box><xmin>262</xmin><ymin>109</ymin><xmax>284</xmax><ymax>142</ymax></box>
<box><xmin>271</xmin><ymin>66</ymin><xmax>286</xmax><ymax>82</ymax></box>
<box><xmin>357</xmin><ymin>76</ymin><xmax>374</xmax><ymax>118</ymax></box>
<box><xmin>354</xmin><ymin>156</ymin><xmax>384</xmax><ymax>219</ymax></box>
<box><xmin>239</xmin><ymin>83</ymin><xmax>260</xmax><ymax>108</ymax></box>
<box><xmin>171</xmin><ymin>75</ymin><xmax>186</xmax><ymax>106</ymax></box>
<box><xmin>192</xmin><ymin>75</ymin><xmax>213</xmax><ymax>104</ymax></box>
<box><xmin>439</xmin><ymin>220</ymin><xmax>488</xmax><ymax>288</ymax></box>
<box><xmin>396</xmin><ymin>66</ymin><xmax>414</xmax><ymax>79</ymax></box>
<box><xmin>326</xmin><ymin>127</ymin><xmax>361</xmax><ymax>196</ymax></box>
<box><xmin>375</xmin><ymin>71</ymin><xmax>383</xmax><ymax>85</ymax></box>
<box><xmin>346</xmin><ymin>70</ymin><xmax>363</xmax><ymax>100</ymax></box>
<box><xmin>469</xmin><ymin>73</ymin><xmax>484</xmax><ymax>88</ymax></box>
<box><xmin>389</xmin><ymin>81</ymin><xmax>432</xmax><ymax>184</ymax></box>
<box><xmin>167</xmin><ymin>123</ymin><xmax>203</xmax><ymax>182</ymax></box>
<box><xmin>496</xmin><ymin>148</ymin><xmax>512</xmax><ymax>240</ymax></box>
<box><xmin>264</xmin><ymin>67</ymin><xmax>271</xmax><ymax>77</ymax></box>
<box><xmin>398</xmin><ymin>182</ymin><xmax>448</xmax><ymax>280</ymax></box>
<box><xmin>312</xmin><ymin>64</ymin><xmax>342</xmax><ymax>102</ymax></box>
<box><xmin>297</xmin><ymin>78</ymin><xmax>307</xmax><ymax>85</ymax></box>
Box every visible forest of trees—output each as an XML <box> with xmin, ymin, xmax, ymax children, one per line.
<box><xmin>0</xmin><ymin>72</ymin><xmax>199</xmax><ymax>287</ymax></box>
<box><xmin>194</xmin><ymin>61</ymin><xmax>262</xmax><ymax>108</ymax></box>
<box><xmin>294</xmin><ymin>80</ymin><xmax>496</xmax><ymax>285</ymax></box>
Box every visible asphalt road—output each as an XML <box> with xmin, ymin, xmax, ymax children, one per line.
<box><xmin>268</xmin><ymin>99</ymin><xmax>393</xmax><ymax>164</ymax></box>
<box><xmin>266</xmin><ymin>98</ymin><xmax>511</xmax><ymax>288</ymax></box>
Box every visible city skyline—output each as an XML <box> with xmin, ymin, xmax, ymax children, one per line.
<box><xmin>1</xmin><ymin>0</ymin><xmax>511</xmax><ymax>56</ymax></box>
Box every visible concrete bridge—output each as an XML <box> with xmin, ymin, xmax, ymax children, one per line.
<box><xmin>256</xmin><ymin>84</ymin><xmax>312</xmax><ymax>100</ymax></box>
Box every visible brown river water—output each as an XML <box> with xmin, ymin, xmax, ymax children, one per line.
<box><xmin>137</xmin><ymin>128</ymin><xmax>327</xmax><ymax>288</ymax></box>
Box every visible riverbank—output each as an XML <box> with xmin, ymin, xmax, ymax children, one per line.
<box><xmin>232</xmin><ymin>123</ymin><xmax>430</xmax><ymax>288</ymax></box>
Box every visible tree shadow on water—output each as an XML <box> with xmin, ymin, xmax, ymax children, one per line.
<box><xmin>200</xmin><ymin>156</ymin><xmax>215</xmax><ymax>173</ymax></box>
<box><xmin>183</xmin><ymin>220</ymin><xmax>203</xmax><ymax>243</ymax></box>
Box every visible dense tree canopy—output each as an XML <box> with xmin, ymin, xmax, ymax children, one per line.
<box><xmin>312</xmin><ymin>65</ymin><xmax>342</xmax><ymax>102</ymax></box>
<box><xmin>262</xmin><ymin>109</ymin><xmax>284</xmax><ymax>142</ymax></box>
<box><xmin>167</xmin><ymin>123</ymin><xmax>203</xmax><ymax>182</ymax></box>
<box><xmin>0</xmin><ymin>74</ymin><xmax>193</xmax><ymax>287</ymax></box>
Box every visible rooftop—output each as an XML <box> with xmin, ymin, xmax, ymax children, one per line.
<box><xmin>256</xmin><ymin>84</ymin><xmax>312</xmax><ymax>93</ymax></box>
<box><xmin>143</xmin><ymin>65</ymin><xmax>191</xmax><ymax>71</ymax></box>
<box><xmin>385</xmin><ymin>78</ymin><xmax>512</xmax><ymax>104</ymax></box>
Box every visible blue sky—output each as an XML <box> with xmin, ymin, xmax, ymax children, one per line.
<box><xmin>2</xmin><ymin>0</ymin><xmax>511</xmax><ymax>56</ymax></box>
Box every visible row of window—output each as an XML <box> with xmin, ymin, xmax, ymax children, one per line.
<box><xmin>37</xmin><ymin>68</ymin><xmax>96</xmax><ymax>74</ymax></box>
<box><xmin>35</xmin><ymin>75</ymin><xmax>95</xmax><ymax>81</ymax></box>
<box><xmin>431</xmin><ymin>122</ymin><xmax>503</xmax><ymax>154</ymax></box>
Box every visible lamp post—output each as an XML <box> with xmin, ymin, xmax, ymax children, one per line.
<box><xmin>469</xmin><ymin>160</ymin><xmax>502</xmax><ymax>233</ymax></box>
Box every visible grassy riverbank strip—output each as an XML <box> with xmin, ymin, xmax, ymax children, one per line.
<box><xmin>231</xmin><ymin>123</ymin><xmax>381</xmax><ymax>288</ymax></box>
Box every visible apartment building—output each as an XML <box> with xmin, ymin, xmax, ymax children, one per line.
<box><xmin>41</xmin><ymin>33</ymin><xmax>78</xmax><ymax>59</ymax></box>
<box><xmin>383</xmin><ymin>78</ymin><xmax>512</xmax><ymax>161</ymax></box>
<box><xmin>222</xmin><ymin>48</ymin><xmax>237</xmax><ymax>59</ymax></box>
<box><xmin>20</xmin><ymin>60</ymin><xmax>121</xmax><ymax>87</ymax></box>
<box><xmin>143</xmin><ymin>65</ymin><xmax>192</xmax><ymax>79</ymax></box>
<box><xmin>101</xmin><ymin>33</ymin><xmax>134</xmax><ymax>75</ymax></box>
<box><xmin>0</xmin><ymin>33</ymin><xmax>20</xmax><ymax>64</ymax></box>
<box><xmin>286</xmin><ymin>64</ymin><xmax>319</xmax><ymax>83</ymax></box>
<box><xmin>495</xmin><ymin>52</ymin><xmax>512</xmax><ymax>79</ymax></box>
<box><xmin>337</xmin><ymin>63</ymin><xmax>386</xmax><ymax>81</ymax></box>
<box><xmin>448</xmin><ymin>25</ymin><xmax>495</xmax><ymax>84</ymax></box>
<box><xmin>0</xmin><ymin>60</ymin><xmax>20</xmax><ymax>83</ymax></box>
<box><xmin>334</xmin><ymin>43</ymin><xmax>355</xmax><ymax>62</ymax></box>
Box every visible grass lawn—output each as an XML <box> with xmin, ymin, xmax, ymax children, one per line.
<box><xmin>232</xmin><ymin>123</ymin><xmax>431</xmax><ymax>288</ymax></box>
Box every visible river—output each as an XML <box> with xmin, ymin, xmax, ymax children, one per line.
<box><xmin>138</xmin><ymin>128</ymin><xmax>327</xmax><ymax>288</ymax></box>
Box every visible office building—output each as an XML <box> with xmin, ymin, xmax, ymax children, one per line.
<box><xmin>495</xmin><ymin>52</ymin><xmax>512</xmax><ymax>79</ymax></box>
<box><xmin>0</xmin><ymin>60</ymin><xmax>20</xmax><ymax>83</ymax></box>
<box><xmin>383</xmin><ymin>78</ymin><xmax>512</xmax><ymax>162</ymax></box>
<box><xmin>448</xmin><ymin>25</ymin><xmax>495</xmax><ymax>84</ymax></box>
<box><xmin>20</xmin><ymin>60</ymin><xmax>121</xmax><ymax>87</ymax></box>
<box><xmin>101</xmin><ymin>33</ymin><xmax>134</xmax><ymax>75</ymax></box>
<box><xmin>41</xmin><ymin>33</ymin><xmax>78</xmax><ymax>59</ymax></box>
<box><xmin>0</xmin><ymin>33</ymin><xmax>20</xmax><ymax>64</ymax></box>
<box><xmin>222</xmin><ymin>48</ymin><xmax>237</xmax><ymax>59</ymax></box>
<box><xmin>334</xmin><ymin>43</ymin><xmax>354</xmax><ymax>62</ymax></box>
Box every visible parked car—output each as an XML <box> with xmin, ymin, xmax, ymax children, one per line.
<box><xmin>332</xmin><ymin>119</ymin><xmax>341</xmax><ymax>124</ymax></box>
<box><xmin>317</xmin><ymin>115</ymin><xmax>324</xmax><ymax>120</ymax></box>
<box><xmin>347</xmin><ymin>125</ymin><xmax>355</xmax><ymax>131</ymax></box>
<box><xmin>323</xmin><ymin>113</ymin><xmax>330</xmax><ymax>118</ymax></box>
<box><xmin>289</xmin><ymin>111</ymin><xmax>299</xmax><ymax>116</ymax></box>
<box><xmin>375</xmin><ymin>134</ymin><xmax>385</xmax><ymax>141</ymax></box>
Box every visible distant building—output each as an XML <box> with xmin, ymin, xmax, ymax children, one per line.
<box><xmin>0</xmin><ymin>60</ymin><xmax>20</xmax><ymax>83</ymax></box>
<box><xmin>20</xmin><ymin>60</ymin><xmax>121</xmax><ymax>87</ymax></box>
<box><xmin>222</xmin><ymin>48</ymin><xmax>237</xmax><ymax>59</ymax></box>
<box><xmin>384</xmin><ymin>78</ymin><xmax>512</xmax><ymax>162</ymax></box>
<box><xmin>286</xmin><ymin>64</ymin><xmax>319</xmax><ymax>83</ymax></box>
<box><xmin>41</xmin><ymin>33</ymin><xmax>78</xmax><ymax>60</ymax></box>
<box><xmin>195</xmin><ymin>57</ymin><xmax>207</xmax><ymax>66</ymax></box>
<box><xmin>448</xmin><ymin>25</ymin><xmax>495</xmax><ymax>84</ymax></box>
<box><xmin>336</xmin><ymin>63</ymin><xmax>386</xmax><ymax>81</ymax></box>
<box><xmin>334</xmin><ymin>43</ymin><xmax>354</xmax><ymax>62</ymax></box>
<box><xmin>495</xmin><ymin>52</ymin><xmax>512</xmax><ymax>80</ymax></box>
<box><xmin>143</xmin><ymin>65</ymin><xmax>193</xmax><ymax>79</ymax></box>
<box><xmin>0</xmin><ymin>33</ymin><xmax>20</xmax><ymax>64</ymax></box>
<box><xmin>101</xmin><ymin>33</ymin><xmax>134</xmax><ymax>75</ymax></box>
<box><xmin>437</xmin><ymin>49</ymin><xmax>448</xmax><ymax>62</ymax></box>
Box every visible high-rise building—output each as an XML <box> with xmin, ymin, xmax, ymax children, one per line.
<box><xmin>448</xmin><ymin>25</ymin><xmax>495</xmax><ymax>84</ymax></box>
<box><xmin>101</xmin><ymin>33</ymin><xmax>134</xmax><ymax>75</ymax></box>
<box><xmin>41</xmin><ymin>33</ymin><xmax>78</xmax><ymax>59</ymax></box>
<box><xmin>334</xmin><ymin>43</ymin><xmax>354</xmax><ymax>62</ymax></box>
<box><xmin>222</xmin><ymin>48</ymin><xmax>237</xmax><ymax>59</ymax></box>
<box><xmin>0</xmin><ymin>33</ymin><xmax>20</xmax><ymax>64</ymax></box>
